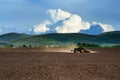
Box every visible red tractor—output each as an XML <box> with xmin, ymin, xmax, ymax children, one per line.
<box><xmin>73</xmin><ymin>47</ymin><xmax>91</xmax><ymax>53</ymax></box>
<box><xmin>71</xmin><ymin>43</ymin><xmax>91</xmax><ymax>53</ymax></box>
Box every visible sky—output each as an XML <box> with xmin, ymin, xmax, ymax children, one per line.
<box><xmin>0</xmin><ymin>0</ymin><xmax>120</xmax><ymax>35</ymax></box>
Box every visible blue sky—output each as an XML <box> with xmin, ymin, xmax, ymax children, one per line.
<box><xmin>0</xmin><ymin>0</ymin><xmax>120</xmax><ymax>34</ymax></box>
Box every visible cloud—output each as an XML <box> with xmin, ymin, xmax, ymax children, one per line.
<box><xmin>47</xmin><ymin>9</ymin><xmax>72</xmax><ymax>23</ymax></box>
<box><xmin>55</xmin><ymin>14</ymin><xmax>90</xmax><ymax>33</ymax></box>
<box><xmin>81</xmin><ymin>22</ymin><xmax>115</xmax><ymax>34</ymax></box>
<box><xmin>81</xmin><ymin>25</ymin><xmax>104</xmax><ymax>34</ymax></box>
<box><xmin>33</xmin><ymin>21</ymin><xmax>51</xmax><ymax>34</ymax></box>
<box><xmin>33</xmin><ymin>9</ymin><xmax>114</xmax><ymax>34</ymax></box>
<box><xmin>48</xmin><ymin>9</ymin><xmax>90</xmax><ymax>33</ymax></box>
<box><xmin>92</xmin><ymin>22</ymin><xmax>115</xmax><ymax>32</ymax></box>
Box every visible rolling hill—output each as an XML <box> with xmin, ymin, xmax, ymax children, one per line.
<box><xmin>0</xmin><ymin>31</ymin><xmax>120</xmax><ymax>47</ymax></box>
<box><xmin>0</xmin><ymin>32</ymin><xmax>31</xmax><ymax>43</ymax></box>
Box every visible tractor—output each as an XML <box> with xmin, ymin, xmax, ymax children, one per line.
<box><xmin>72</xmin><ymin>47</ymin><xmax>91</xmax><ymax>53</ymax></box>
<box><xmin>71</xmin><ymin>43</ymin><xmax>91</xmax><ymax>53</ymax></box>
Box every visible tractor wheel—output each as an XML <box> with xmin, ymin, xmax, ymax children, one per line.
<box><xmin>81</xmin><ymin>49</ymin><xmax>85</xmax><ymax>53</ymax></box>
<box><xmin>74</xmin><ymin>49</ymin><xmax>77</xmax><ymax>53</ymax></box>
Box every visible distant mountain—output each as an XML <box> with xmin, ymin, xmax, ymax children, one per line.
<box><xmin>97</xmin><ymin>31</ymin><xmax>120</xmax><ymax>44</ymax></box>
<box><xmin>0</xmin><ymin>32</ymin><xmax>31</xmax><ymax>43</ymax></box>
<box><xmin>12</xmin><ymin>33</ymin><xmax>97</xmax><ymax>47</ymax></box>
<box><xmin>12</xmin><ymin>35</ymin><xmax>60</xmax><ymax>47</ymax></box>
<box><xmin>0</xmin><ymin>31</ymin><xmax>120</xmax><ymax>47</ymax></box>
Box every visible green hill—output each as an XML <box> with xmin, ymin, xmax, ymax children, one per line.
<box><xmin>0</xmin><ymin>31</ymin><xmax>120</xmax><ymax>47</ymax></box>
<box><xmin>12</xmin><ymin>33</ymin><xmax>99</xmax><ymax>47</ymax></box>
<box><xmin>0</xmin><ymin>32</ymin><xmax>31</xmax><ymax>43</ymax></box>
<box><xmin>97</xmin><ymin>31</ymin><xmax>120</xmax><ymax>44</ymax></box>
<box><xmin>12</xmin><ymin>35</ymin><xmax>60</xmax><ymax>47</ymax></box>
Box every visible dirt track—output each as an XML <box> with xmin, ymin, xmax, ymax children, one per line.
<box><xmin>0</xmin><ymin>48</ymin><xmax>120</xmax><ymax>80</ymax></box>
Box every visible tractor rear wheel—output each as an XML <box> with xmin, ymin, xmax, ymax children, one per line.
<box><xmin>74</xmin><ymin>48</ymin><xmax>77</xmax><ymax>53</ymax></box>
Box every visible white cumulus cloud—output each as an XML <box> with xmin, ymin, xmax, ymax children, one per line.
<box><xmin>33</xmin><ymin>21</ymin><xmax>51</xmax><ymax>34</ymax></box>
<box><xmin>55</xmin><ymin>14</ymin><xmax>90</xmax><ymax>33</ymax></box>
<box><xmin>92</xmin><ymin>22</ymin><xmax>115</xmax><ymax>32</ymax></box>
<box><xmin>47</xmin><ymin>9</ymin><xmax>72</xmax><ymax>23</ymax></box>
<box><xmin>47</xmin><ymin>9</ymin><xmax>91</xmax><ymax>33</ymax></box>
<box><xmin>33</xmin><ymin>9</ymin><xmax>115</xmax><ymax>34</ymax></box>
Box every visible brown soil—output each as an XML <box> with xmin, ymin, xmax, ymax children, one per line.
<box><xmin>0</xmin><ymin>48</ymin><xmax>120</xmax><ymax>80</ymax></box>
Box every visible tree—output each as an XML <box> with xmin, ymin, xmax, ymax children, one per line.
<box><xmin>10</xmin><ymin>44</ymin><xmax>13</xmax><ymax>47</ymax></box>
<box><xmin>29</xmin><ymin>44</ymin><xmax>32</xmax><ymax>48</ymax></box>
<box><xmin>22</xmin><ymin>44</ymin><xmax>27</xmax><ymax>48</ymax></box>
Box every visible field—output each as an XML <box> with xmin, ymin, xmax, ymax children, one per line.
<box><xmin>0</xmin><ymin>48</ymin><xmax>120</xmax><ymax>80</ymax></box>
